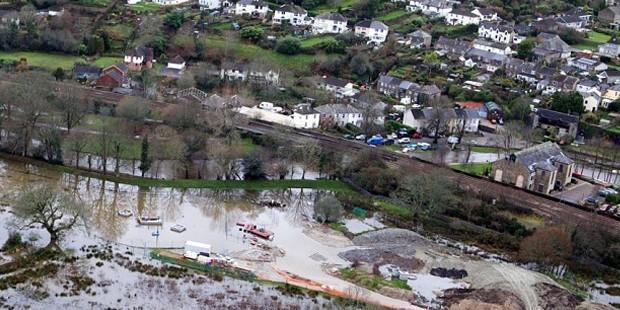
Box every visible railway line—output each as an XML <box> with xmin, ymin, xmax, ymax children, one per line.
<box><xmin>1</xmin><ymin>79</ymin><xmax>617</xmax><ymax>234</ymax></box>
<box><xmin>244</xmin><ymin>120</ymin><xmax>620</xmax><ymax>235</ymax></box>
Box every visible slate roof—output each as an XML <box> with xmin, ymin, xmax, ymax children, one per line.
<box><xmin>276</xmin><ymin>4</ymin><xmax>306</xmax><ymax>14</ymax></box>
<box><xmin>450</xmin><ymin>8</ymin><xmax>477</xmax><ymax>18</ymax></box>
<box><xmin>409</xmin><ymin>29</ymin><xmax>431</xmax><ymax>38</ymax></box>
<box><xmin>315</xmin><ymin>104</ymin><xmax>360</xmax><ymax>115</ymax></box>
<box><xmin>513</xmin><ymin>142</ymin><xmax>573</xmax><ymax>173</ymax></box>
<box><xmin>356</xmin><ymin>20</ymin><xmax>388</xmax><ymax>31</ymax></box>
<box><xmin>536</xmin><ymin>33</ymin><xmax>574</xmax><ymax>53</ymax></box>
<box><xmin>126</xmin><ymin>46</ymin><xmax>154</xmax><ymax>61</ymax></box>
<box><xmin>322</xmin><ymin>76</ymin><xmax>350</xmax><ymax>88</ymax></box>
<box><xmin>316</xmin><ymin>12</ymin><xmax>347</xmax><ymax>22</ymax></box>
<box><xmin>74</xmin><ymin>64</ymin><xmax>101</xmax><ymax>77</ymax></box>
<box><xmin>169</xmin><ymin>55</ymin><xmax>185</xmax><ymax>64</ymax></box>
<box><xmin>238</xmin><ymin>0</ymin><xmax>266</xmax><ymax>6</ymax></box>
<box><xmin>294</xmin><ymin>103</ymin><xmax>319</xmax><ymax>115</ymax></box>
<box><xmin>480</xmin><ymin>21</ymin><xmax>514</xmax><ymax>33</ymax></box>
<box><xmin>536</xmin><ymin>108</ymin><xmax>578</xmax><ymax>126</ymax></box>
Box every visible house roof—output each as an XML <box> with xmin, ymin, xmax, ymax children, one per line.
<box><xmin>603</xmin><ymin>6</ymin><xmax>620</xmax><ymax>16</ymax></box>
<box><xmin>480</xmin><ymin>21</ymin><xmax>514</xmax><ymax>33</ymax></box>
<box><xmin>294</xmin><ymin>103</ymin><xmax>318</xmax><ymax>115</ymax></box>
<box><xmin>169</xmin><ymin>55</ymin><xmax>185</xmax><ymax>64</ymax></box>
<box><xmin>473</xmin><ymin>38</ymin><xmax>509</xmax><ymax>50</ymax></box>
<box><xmin>238</xmin><ymin>0</ymin><xmax>266</xmax><ymax>5</ymax></box>
<box><xmin>578</xmin><ymin>79</ymin><xmax>598</xmax><ymax>87</ymax></box>
<box><xmin>276</xmin><ymin>4</ymin><xmax>306</xmax><ymax>14</ymax></box>
<box><xmin>536</xmin><ymin>108</ymin><xmax>578</xmax><ymax>125</ymax></box>
<box><xmin>315</xmin><ymin>104</ymin><xmax>360</xmax><ymax>115</ymax></box>
<box><xmin>74</xmin><ymin>64</ymin><xmax>101</xmax><ymax>76</ymax></box>
<box><xmin>125</xmin><ymin>46</ymin><xmax>154</xmax><ymax>60</ymax></box>
<box><xmin>475</xmin><ymin>7</ymin><xmax>496</xmax><ymax>16</ymax></box>
<box><xmin>556</xmin><ymin>15</ymin><xmax>583</xmax><ymax>24</ymax></box>
<box><xmin>456</xmin><ymin>101</ymin><xmax>484</xmax><ymax>109</ymax></box>
<box><xmin>466</xmin><ymin>48</ymin><xmax>507</xmax><ymax>63</ymax></box>
<box><xmin>409</xmin><ymin>29</ymin><xmax>431</xmax><ymax>38</ymax></box>
<box><xmin>316</xmin><ymin>12</ymin><xmax>347</xmax><ymax>22</ymax></box>
<box><xmin>322</xmin><ymin>76</ymin><xmax>350</xmax><ymax>88</ymax></box>
<box><xmin>512</xmin><ymin>142</ymin><xmax>573</xmax><ymax>173</ymax></box>
<box><xmin>450</xmin><ymin>8</ymin><xmax>477</xmax><ymax>18</ymax></box>
<box><xmin>536</xmin><ymin>33</ymin><xmax>574</xmax><ymax>53</ymax></box>
<box><xmin>355</xmin><ymin>20</ymin><xmax>388</xmax><ymax>31</ymax></box>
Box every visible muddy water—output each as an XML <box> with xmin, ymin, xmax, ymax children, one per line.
<box><xmin>0</xmin><ymin>158</ymin><xmax>326</xmax><ymax>253</ymax></box>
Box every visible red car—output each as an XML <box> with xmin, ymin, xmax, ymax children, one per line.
<box><xmin>411</xmin><ymin>132</ymin><xmax>423</xmax><ymax>139</ymax></box>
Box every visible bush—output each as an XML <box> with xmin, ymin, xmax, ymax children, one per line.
<box><xmin>1</xmin><ymin>232</ymin><xmax>24</xmax><ymax>253</ymax></box>
<box><xmin>240</xmin><ymin>26</ymin><xmax>264</xmax><ymax>43</ymax></box>
<box><xmin>275</xmin><ymin>36</ymin><xmax>301</xmax><ymax>55</ymax></box>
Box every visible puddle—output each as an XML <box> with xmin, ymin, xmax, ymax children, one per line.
<box><xmin>407</xmin><ymin>273</ymin><xmax>467</xmax><ymax>306</ymax></box>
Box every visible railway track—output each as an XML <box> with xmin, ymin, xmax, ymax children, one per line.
<box><xmin>1</xmin><ymin>78</ymin><xmax>617</xmax><ymax>234</ymax></box>
<box><xmin>244</xmin><ymin>120</ymin><xmax>620</xmax><ymax>235</ymax></box>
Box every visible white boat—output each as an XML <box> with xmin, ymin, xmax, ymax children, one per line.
<box><xmin>117</xmin><ymin>209</ymin><xmax>133</xmax><ymax>217</ymax></box>
<box><xmin>171</xmin><ymin>224</ymin><xmax>186</xmax><ymax>233</ymax></box>
<box><xmin>137</xmin><ymin>216</ymin><xmax>162</xmax><ymax>225</ymax></box>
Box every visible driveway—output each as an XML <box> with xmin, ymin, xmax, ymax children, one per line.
<box><xmin>551</xmin><ymin>180</ymin><xmax>600</xmax><ymax>204</ymax></box>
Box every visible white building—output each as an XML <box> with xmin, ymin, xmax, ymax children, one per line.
<box><xmin>446</xmin><ymin>8</ymin><xmax>480</xmax><ymax>25</ymax></box>
<box><xmin>319</xmin><ymin>76</ymin><xmax>358</xmax><ymax>98</ymax></box>
<box><xmin>472</xmin><ymin>38</ymin><xmax>512</xmax><ymax>55</ymax></box>
<box><xmin>354</xmin><ymin>20</ymin><xmax>389</xmax><ymax>45</ymax></box>
<box><xmin>472</xmin><ymin>7</ymin><xmax>498</xmax><ymax>21</ymax></box>
<box><xmin>478</xmin><ymin>21</ymin><xmax>520</xmax><ymax>44</ymax></box>
<box><xmin>127</xmin><ymin>0</ymin><xmax>141</xmax><ymax>4</ymax></box>
<box><xmin>292</xmin><ymin>104</ymin><xmax>320</xmax><ymax>129</ymax></box>
<box><xmin>406</xmin><ymin>0</ymin><xmax>452</xmax><ymax>17</ymax></box>
<box><xmin>580</xmin><ymin>90</ymin><xmax>602</xmax><ymax>112</ymax></box>
<box><xmin>312</xmin><ymin>12</ymin><xmax>348</xmax><ymax>34</ymax></box>
<box><xmin>220</xmin><ymin>63</ymin><xmax>280</xmax><ymax>85</ymax></box>
<box><xmin>199</xmin><ymin>0</ymin><xmax>221</xmax><ymax>10</ymax></box>
<box><xmin>567</xmin><ymin>57</ymin><xmax>608</xmax><ymax>72</ymax></box>
<box><xmin>152</xmin><ymin>0</ymin><xmax>191</xmax><ymax>5</ymax></box>
<box><xmin>234</xmin><ymin>0</ymin><xmax>269</xmax><ymax>17</ymax></box>
<box><xmin>272</xmin><ymin>4</ymin><xmax>310</xmax><ymax>26</ymax></box>
<box><xmin>315</xmin><ymin>104</ymin><xmax>363</xmax><ymax>127</ymax></box>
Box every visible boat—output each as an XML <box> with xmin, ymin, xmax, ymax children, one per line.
<box><xmin>236</xmin><ymin>222</ymin><xmax>274</xmax><ymax>241</ymax></box>
<box><xmin>171</xmin><ymin>224</ymin><xmax>186</xmax><ymax>233</ymax></box>
<box><xmin>117</xmin><ymin>209</ymin><xmax>133</xmax><ymax>217</ymax></box>
<box><xmin>137</xmin><ymin>216</ymin><xmax>162</xmax><ymax>225</ymax></box>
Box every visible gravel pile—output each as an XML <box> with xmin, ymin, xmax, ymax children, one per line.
<box><xmin>352</xmin><ymin>228</ymin><xmax>426</xmax><ymax>247</ymax></box>
<box><xmin>338</xmin><ymin>248</ymin><xmax>423</xmax><ymax>271</ymax></box>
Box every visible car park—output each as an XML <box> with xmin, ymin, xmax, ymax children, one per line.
<box><xmin>397</xmin><ymin>137</ymin><xmax>411</xmax><ymax>144</ymax></box>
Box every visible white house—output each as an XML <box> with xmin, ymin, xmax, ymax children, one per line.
<box><xmin>315</xmin><ymin>104</ymin><xmax>363</xmax><ymax>127</ymax></box>
<box><xmin>199</xmin><ymin>0</ymin><xmax>221</xmax><ymax>10</ymax></box>
<box><xmin>478</xmin><ymin>21</ymin><xmax>520</xmax><ymax>44</ymax></box>
<box><xmin>568</xmin><ymin>57</ymin><xmax>608</xmax><ymax>72</ymax></box>
<box><xmin>272</xmin><ymin>4</ymin><xmax>310</xmax><ymax>26</ymax></box>
<box><xmin>234</xmin><ymin>0</ymin><xmax>269</xmax><ymax>17</ymax></box>
<box><xmin>472</xmin><ymin>7</ymin><xmax>498</xmax><ymax>21</ymax></box>
<box><xmin>580</xmin><ymin>90</ymin><xmax>602</xmax><ymax>112</ymax></box>
<box><xmin>160</xmin><ymin>55</ymin><xmax>186</xmax><ymax>79</ymax></box>
<box><xmin>446</xmin><ymin>8</ymin><xmax>480</xmax><ymax>25</ymax></box>
<box><xmin>152</xmin><ymin>0</ymin><xmax>191</xmax><ymax>5</ymax></box>
<box><xmin>312</xmin><ymin>12</ymin><xmax>348</xmax><ymax>34</ymax></box>
<box><xmin>576</xmin><ymin>79</ymin><xmax>599</xmax><ymax>93</ymax></box>
<box><xmin>292</xmin><ymin>104</ymin><xmax>320</xmax><ymax>129</ymax></box>
<box><xmin>472</xmin><ymin>38</ymin><xmax>512</xmax><ymax>55</ymax></box>
<box><xmin>354</xmin><ymin>20</ymin><xmax>389</xmax><ymax>45</ymax></box>
<box><xmin>220</xmin><ymin>63</ymin><xmax>280</xmax><ymax>85</ymax></box>
<box><xmin>406</xmin><ymin>0</ymin><xmax>452</xmax><ymax>17</ymax></box>
<box><xmin>598</xmin><ymin>43</ymin><xmax>620</xmax><ymax>59</ymax></box>
<box><xmin>319</xmin><ymin>76</ymin><xmax>358</xmax><ymax>98</ymax></box>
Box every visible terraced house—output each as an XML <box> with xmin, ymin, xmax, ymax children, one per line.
<box><xmin>272</xmin><ymin>4</ymin><xmax>310</xmax><ymax>26</ymax></box>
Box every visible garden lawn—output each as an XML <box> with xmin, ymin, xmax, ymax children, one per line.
<box><xmin>128</xmin><ymin>2</ymin><xmax>161</xmax><ymax>13</ymax></box>
<box><xmin>205</xmin><ymin>36</ymin><xmax>332</xmax><ymax>75</ymax></box>
<box><xmin>377</xmin><ymin>10</ymin><xmax>410</xmax><ymax>22</ymax></box>
<box><xmin>0</xmin><ymin>51</ymin><xmax>121</xmax><ymax>70</ymax></box>
<box><xmin>450</xmin><ymin>162</ymin><xmax>490</xmax><ymax>176</ymax></box>
<box><xmin>76</xmin><ymin>0</ymin><xmax>110</xmax><ymax>7</ymax></box>
<box><xmin>310</xmin><ymin>0</ymin><xmax>359</xmax><ymax>14</ymax></box>
<box><xmin>300</xmin><ymin>35</ymin><xmax>334</xmax><ymax>48</ymax></box>
<box><xmin>572</xmin><ymin>31</ymin><xmax>611</xmax><ymax>51</ymax></box>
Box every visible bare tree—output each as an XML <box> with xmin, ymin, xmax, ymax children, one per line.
<box><xmin>65</xmin><ymin>131</ymin><xmax>89</xmax><ymax>168</ymax></box>
<box><xmin>499</xmin><ymin>121</ymin><xmax>523</xmax><ymax>154</ymax></box>
<box><xmin>12</xmin><ymin>184</ymin><xmax>88</xmax><ymax>250</ymax></box>
<box><xmin>296</xmin><ymin>140</ymin><xmax>321</xmax><ymax>180</ymax></box>
<box><xmin>53</xmin><ymin>85</ymin><xmax>88</xmax><ymax>133</ymax></box>
<box><xmin>427</xmin><ymin>96</ymin><xmax>452</xmax><ymax>144</ymax></box>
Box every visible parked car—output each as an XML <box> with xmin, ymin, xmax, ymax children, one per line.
<box><xmin>366</xmin><ymin>135</ymin><xmax>383</xmax><ymax>145</ymax></box>
<box><xmin>417</xmin><ymin>142</ymin><xmax>431</xmax><ymax>150</ymax></box>
<box><xmin>343</xmin><ymin>134</ymin><xmax>353</xmax><ymax>139</ymax></box>
<box><xmin>355</xmin><ymin>134</ymin><xmax>366</xmax><ymax>141</ymax></box>
<box><xmin>382</xmin><ymin>139</ymin><xmax>395</xmax><ymax>145</ymax></box>
<box><xmin>447</xmin><ymin>136</ymin><xmax>459</xmax><ymax>144</ymax></box>
<box><xmin>397</xmin><ymin>137</ymin><xmax>411</xmax><ymax>144</ymax></box>
<box><xmin>397</xmin><ymin>130</ymin><xmax>409</xmax><ymax>138</ymax></box>
<box><xmin>411</xmin><ymin>132</ymin><xmax>423</xmax><ymax>139</ymax></box>
<box><xmin>387</xmin><ymin>133</ymin><xmax>398</xmax><ymax>140</ymax></box>
<box><xmin>584</xmin><ymin>196</ymin><xmax>600</xmax><ymax>208</ymax></box>
<box><xmin>598</xmin><ymin>188</ymin><xmax>617</xmax><ymax>197</ymax></box>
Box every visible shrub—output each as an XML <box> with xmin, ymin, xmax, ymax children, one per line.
<box><xmin>275</xmin><ymin>36</ymin><xmax>301</xmax><ymax>55</ymax></box>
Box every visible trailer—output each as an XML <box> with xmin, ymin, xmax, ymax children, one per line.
<box><xmin>184</xmin><ymin>241</ymin><xmax>212</xmax><ymax>260</ymax></box>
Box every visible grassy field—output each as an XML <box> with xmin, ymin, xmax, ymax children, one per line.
<box><xmin>210</xmin><ymin>22</ymin><xmax>233</xmax><ymax>31</ymax></box>
<box><xmin>572</xmin><ymin>31</ymin><xmax>611</xmax><ymax>51</ymax></box>
<box><xmin>339</xmin><ymin>267</ymin><xmax>411</xmax><ymax>290</ymax></box>
<box><xmin>205</xmin><ymin>36</ymin><xmax>333</xmax><ymax>75</ymax></box>
<box><xmin>310</xmin><ymin>0</ymin><xmax>359</xmax><ymax>14</ymax></box>
<box><xmin>450</xmin><ymin>162</ymin><xmax>490</xmax><ymax>176</ymax></box>
<box><xmin>0</xmin><ymin>51</ymin><xmax>121</xmax><ymax>70</ymax></box>
<box><xmin>127</xmin><ymin>2</ymin><xmax>161</xmax><ymax>13</ymax></box>
<box><xmin>377</xmin><ymin>9</ymin><xmax>410</xmax><ymax>22</ymax></box>
<box><xmin>470</xmin><ymin>146</ymin><xmax>501</xmax><ymax>154</ymax></box>
<box><xmin>300</xmin><ymin>35</ymin><xmax>334</xmax><ymax>48</ymax></box>
<box><xmin>75</xmin><ymin>0</ymin><xmax>110</xmax><ymax>7</ymax></box>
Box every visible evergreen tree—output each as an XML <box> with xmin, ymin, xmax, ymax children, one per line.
<box><xmin>139</xmin><ymin>135</ymin><xmax>152</xmax><ymax>177</ymax></box>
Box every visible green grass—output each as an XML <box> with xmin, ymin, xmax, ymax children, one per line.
<box><xmin>93</xmin><ymin>56</ymin><xmax>122</xmax><ymax>67</ymax></box>
<box><xmin>205</xmin><ymin>36</ymin><xmax>333</xmax><ymax>75</ymax></box>
<box><xmin>0</xmin><ymin>51</ymin><xmax>121</xmax><ymax>71</ymax></box>
<box><xmin>300</xmin><ymin>35</ymin><xmax>334</xmax><ymax>48</ymax></box>
<box><xmin>377</xmin><ymin>10</ymin><xmax>410</xmax><ymax>22</ymax></box>
<box><xmin>128</xmin><ymin>2</ymin><xmax>161</xmax><ymax>13</ymax></box>
<box><xmin>450</xmin><ymin>162</ymin><xmax>490</xmax><ymax>176</ymax></box>
<box><xmin>608</xmin><ymin>126</ymin><xmax>620</xmax><ymax>134</ymax></box>
<box><xmin>329</xmin><ymin>222</ymin><xmax>349</xmax><ymax>235</ymax></box>
<box><xmin>102</xmin><ymin>24</ymin><xmax>134</xmax><ymax>41</ymax></box>
<box><xmin>339</xmin><ymin>268</ymin><xmax>411</xmax><ymax>290</ymax></box>
<box><xmin>310</xmin><ymin>0</ymin><xmax>359</xmax><ymax>14</ymax></box>
<box><xmin>470</xmin><ymin>146</ymin><xmax>502</xmax><ymax>154</ymax></box>
<box><xmin>210</xmin><ymin>22</ymin><xmax>233</xmax><ymax>31</ymax></box>
<box><xmin>239</xmin><ymin>137</ymin><xmax>258</xmax><ymax>155</ymax></box>
<box><xmin>572</xmin><ymin>31</ymin><xmax>611</xmax><ymax>51</ymax></box>
<box><xmin>374</xmin><ymin>200</ymin><xmax>413</xmax><ymax>220</ymax></box>
<box><xmin>75</xmin><ymin>0</ymin><xmax>110</xmax><ymax>7</ymax></box>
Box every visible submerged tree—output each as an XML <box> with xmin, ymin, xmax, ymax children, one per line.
<box><xmin>313</xmin><ymin>194</ymin><xmax>343</xmax><ymax>224</ymax></box>
<box><xmin>12</xmin><ymin>185</ymin><xmax>87</xmax><ymax>250</ymax></box>
<box><xmin>139</xmin><ymin>135</ymin><xmax>152</xmax><ymax>177</ymax></box>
